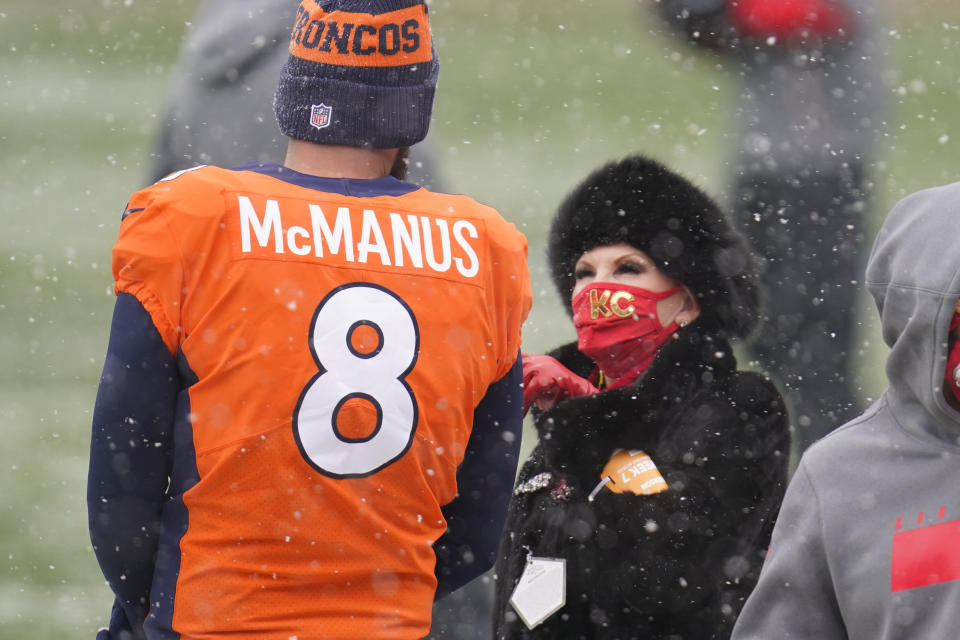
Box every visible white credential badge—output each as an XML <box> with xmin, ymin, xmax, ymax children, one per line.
<box><xmin>508</xmin><ymin>556</ymin><xmax>566</xmax><ymax>629</ymax></box>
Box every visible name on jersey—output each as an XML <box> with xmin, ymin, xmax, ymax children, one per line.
<box><xmin>237</xmin><ymin>195</ymin><xmax>480</xmax><ymax>278</ymax></box>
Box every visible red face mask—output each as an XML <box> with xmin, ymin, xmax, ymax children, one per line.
<box><xmin>944</xmin><ymin>310</ymin><xmax>960</xmax><ymax>407</ymax></box>
<box><xmin>571</xmin><ymin>282</ymin><xmax>684</xmax><ymax>388</ymax></box>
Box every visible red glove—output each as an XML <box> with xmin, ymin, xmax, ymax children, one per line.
<box><xmin>522</xmin><ymin>353</ymin><xmax>598</xmax><ymax>415</ymax></box>
<box><xmin>728</xmin><ymin>0</ymin><xmax>854</xmax><ymax>43</ymax></box>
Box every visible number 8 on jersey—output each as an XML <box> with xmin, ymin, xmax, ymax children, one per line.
<box><xmin>293</xmin><ymin>282</ymin><xmax>420</xmax><ymax>478</ymax></box>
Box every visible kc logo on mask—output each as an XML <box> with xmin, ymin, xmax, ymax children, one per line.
<box><xmin>571</xmin><ymin>282</ymin><xmax>685</xmax><ymax>387</ymax></box>
<box><xmin>588</xmin><ymin>289</ymin><xmax>637</xmax><ymax>320</ymax></box>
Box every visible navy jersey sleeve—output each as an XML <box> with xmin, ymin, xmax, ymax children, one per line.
<box><xmin>88</xmin><ymin>292</ymin><xmax>179</xmax><ymax>637</ymax></box>
<box><xmin>433</xmin><ymin>353</ymin><xmax>524</xmax><ymax>600</ymax></box>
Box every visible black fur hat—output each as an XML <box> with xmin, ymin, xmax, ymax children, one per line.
<box><xmin>548</xmin><ymin>154</ymin><xmax>760</xmax><ymax>339</ymax></box>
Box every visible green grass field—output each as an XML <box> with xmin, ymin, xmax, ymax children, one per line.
<box><xmin>2</xmin><ymin>1</ymin><xmax>959</xmax><ymax>636</ymax></box>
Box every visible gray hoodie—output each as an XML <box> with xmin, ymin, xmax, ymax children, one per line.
<box><xmin>730</xmin><ymin>181</ymin><xmax>960</xmax><ymax>639</ymax></box>
<box><xmin>150</xmin><ymin>0</ymin><xmax>295</xmax><ymax>180</ymax></box>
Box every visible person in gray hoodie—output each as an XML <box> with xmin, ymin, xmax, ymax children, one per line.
<box><xmin>730</xmin><ymin>179</ymin><xmax>960</xmax><ymax>639</ymax></box>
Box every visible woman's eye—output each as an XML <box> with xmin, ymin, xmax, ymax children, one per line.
<box><xmin>616</xmin><ymin>262</ymin><xmax>644</xmax><ymax>275</ymax></box>
<box><xmin>573</xmin><ymin>267</ymin><xmax>594</xmax><ymax>280</ymax></box>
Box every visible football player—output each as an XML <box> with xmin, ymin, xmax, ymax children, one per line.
<box><xmin>87</xmin><ymin>2</ymin><xmax>531</xmax><ymax>638</ymax></box>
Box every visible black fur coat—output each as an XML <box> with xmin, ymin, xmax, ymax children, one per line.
<box><xmin>492</xmin><ymin>329</ymin><xmax>789</xmax><ymax>640</ymax></box>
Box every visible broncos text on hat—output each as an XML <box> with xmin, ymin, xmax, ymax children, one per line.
<box><xmin>274</xmin><ymin>0</ymin><xmax>439</xmax><ymax>149</ymax></box>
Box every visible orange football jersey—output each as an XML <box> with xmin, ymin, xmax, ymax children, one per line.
<box><xmin>112</xmin><ymin>163</ymin><xmax>531</xmax><ymax>639</ymax></box>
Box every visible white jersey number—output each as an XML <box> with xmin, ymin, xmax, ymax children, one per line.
<box><xmin>294</xmin><ymin>283</ymin><xmax>420</xmax><ymax>478</ymax></box>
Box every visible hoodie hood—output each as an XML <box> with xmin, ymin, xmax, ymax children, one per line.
<box><xmin>184</xmin><ymin>0</ymin><xmax>296</xmax><ymax>87</ymax></box>
<box><xmin>865</xmin><ymin>181</ymin><xmax>960</xmax><ymax>444</ymax></box>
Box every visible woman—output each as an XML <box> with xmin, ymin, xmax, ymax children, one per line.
<box><xmin>493</xmin><ymin>155</ymin><xmax>790</xmax><ymax>640</ymax></box>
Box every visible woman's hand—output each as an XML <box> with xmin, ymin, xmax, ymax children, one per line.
<box><xmin>522</xmin><ymin>353</ymin><xmax>598</xmax><ymax>415</ymax></box>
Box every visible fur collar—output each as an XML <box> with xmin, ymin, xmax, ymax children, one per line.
<box><xmin>545</xmin><ymin>327</ymin><xmax>737</xmax><ymax>423</ymax></box>
<box><xmin>531</xmin><ymin>328</ymin><xmax>739</xmax><ymax>484</ymax></box>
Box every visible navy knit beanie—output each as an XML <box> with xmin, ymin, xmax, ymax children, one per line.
<box><xmin>274</xmin><ymin>0</ymin><xmax>438</xmax><ymax>149</ymax></box>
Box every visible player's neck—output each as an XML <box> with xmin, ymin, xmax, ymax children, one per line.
<box><xmin>283</xmin><ymin>139</ymin><xmax>398</xmax><ymax>179</ymax></box>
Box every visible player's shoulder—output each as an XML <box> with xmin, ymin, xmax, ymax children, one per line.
<box><xmin>125</xmin><ymin>164</ymin><xmax>242</xmax><ymax>214</ymax></box>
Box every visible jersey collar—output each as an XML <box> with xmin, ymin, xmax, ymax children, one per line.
<box><xmin>232</xmin><ymin>162</ymin><xmax>421</xmax><ymax>198</ymax></box>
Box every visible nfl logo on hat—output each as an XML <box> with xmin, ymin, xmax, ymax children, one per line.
<box><xmin>310</xmin><ymin>104</ymin><xmax>332</xmax><ymax>130</ymax></box>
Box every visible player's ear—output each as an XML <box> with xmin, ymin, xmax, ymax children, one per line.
<box><xmin>390</xmin><ymin>147</ymin><xmax>410</xmax><ymax>181</ymax></box>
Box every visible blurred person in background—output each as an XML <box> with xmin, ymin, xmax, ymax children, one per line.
<box><xmin>647</xmin><ymin>0</ymin><xmax>885</xmax><ymax>453</ymax></box>
<box><xmin>732</xmin><ymin>179</ymin><xmax>960</xmax><ymax>639</ymax></box>
<box><xmin>88</xmin><ymin>1</ymin><xmax>531</xmax><ymax>638</ymax></box>
<box><xmin>492</xmin><ymin>155</ymin><xmax>789</xmax><ymax>639</ymax></box>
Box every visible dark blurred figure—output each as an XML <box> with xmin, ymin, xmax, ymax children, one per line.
<box><xmin>146</xmin><ymin>1</ymin><xmax>486</xmax><ymax>638</ymax></box>
<box><xmin>150</xmin><ymin>0</ymin><xmax>444</xmax><ymax>189</ymax></box>
<box><xmin>647</xmin><ymin>0</ymin><xmax>885</xmax><ymax>452</ymax></box>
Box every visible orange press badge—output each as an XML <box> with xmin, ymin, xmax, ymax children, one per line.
<box><xmin>599</xmin><ymin>449</ymin><xmax>668</xmax><ymax>496</ymax></box>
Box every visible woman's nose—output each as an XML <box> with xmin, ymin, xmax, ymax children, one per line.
<box><xmin>593</xmin><ymin>268</ymin><xmax>614</xmax><ymax>282</ymax></box>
